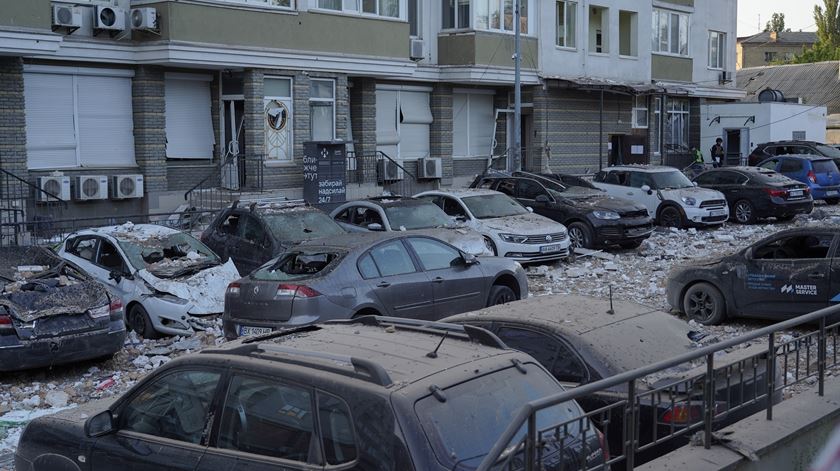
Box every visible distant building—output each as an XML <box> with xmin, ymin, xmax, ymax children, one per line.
<box><xmin>737</xmin><ymin>31</ymin><xmax>817</xmax><ymax>69</ymax></box>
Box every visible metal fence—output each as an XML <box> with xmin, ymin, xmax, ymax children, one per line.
<box><xmin>346</xmin><ymin>150</ymin><xmax>427</xmax><ymax>197</ymax></box>
<box><xmin>185</xmin><ymin>153</ymin><xmax>265</xmax><ymax>212</ymax></box>
<box><xmin>477</xmin><ymin>304</ymin><xmax>840</xmax><ymax>471</ymax></box>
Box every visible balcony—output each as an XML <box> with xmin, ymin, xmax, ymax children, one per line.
<box><xmin>437</xmin><ymin>30</ymin><xmax>538</xmax><ymax>68</ymax></box>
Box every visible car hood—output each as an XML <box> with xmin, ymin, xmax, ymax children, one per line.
<box><xmin>661</xmin><ymin>187</ymin><xmax>725</xmax><ymax>201</ymax></box>
<box><xmin>480</xmin><ymin>213</ymin><xmax>566</xmax><ymax>234</ymax></box>
<box><xmin>561</xmin><ymin>194</ymin><xmax>647</xmax><ymax>213</ymax></box>
<box><xmin>138</xmin><ymin>259</ymin><xmax>241</xmax><ymax>315</ymax></box>
<box><xmin>410</xmin><ymin>227</ymin><xmax>493</xmax><ymax>256</ymax></box>
<box><xmin>0</xmin><ymin>280</ymin><xmax>109</xmax><ymax>323</ymax></box>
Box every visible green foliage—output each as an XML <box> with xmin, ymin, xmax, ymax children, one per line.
<box><xmin>764</xmin><ymin>13</ymin><xmax>790</xmax><ymax>33</ymax></box>
<box><xmin>792</xmin><ymin>1</ymin><xmax>840</xmax><ymax>63</ymax></box>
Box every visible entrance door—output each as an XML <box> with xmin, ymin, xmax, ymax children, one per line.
<box><xmin>723</xmin><ymin>128</ymin><xmax>750</xmax><ymax>166</ymax></box>
<box><xmin>222</xmin><ymin>98</ymin><xmax>245</xmax><ymax>190</ymax></box>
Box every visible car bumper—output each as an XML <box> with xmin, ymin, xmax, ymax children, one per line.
<box><xmin>592</xmin><ymin>219</ymin><xmax>654</xmax><ymax>246</ymax></box>
<box><xmin>0</xmin><ymin>322</ymin><xmax>126</xmax><ymax>372</ymax></box>
<box><xmin>499</xmin><ymin>239</ymin><xmax>571</xmax><ymax>263</ymax></box>
<box><xmin>224</xmin><ymin>297</ymin><xmax>352</xmax><ymax>340</ymax></box>
<box><xmin>761</xmin><ymin>197</ymin><xmax>814</xmax><ymax>217</ymax></box>
<box><xmin>683</xmin><ymin>206</ymin><xmax>729</xmax><ymax>226</ymax></box>
<box><xmin>810</xmin><ymin>186</ymin><xmax>840</xmax><ymax>200</ymax></box>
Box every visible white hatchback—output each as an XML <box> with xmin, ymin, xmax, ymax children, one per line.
<box><xmin>415</xmin><ymin>189</ymin><xmax>571</xmax><ymax>263</ymax></box>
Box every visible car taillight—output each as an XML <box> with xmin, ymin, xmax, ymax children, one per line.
<box><xmin>0</xmin><ymin>314</ymin><xmax>14</xmax><ymax>331</ymax></box>
<box><xmin>109</xmin><ymin>298</ymin><xmax>124</xmax><ymax>320</ymax></box>
<box><xmin>660</xmin><ymin>402</ymin><xmax>724</xmax><ymax>424</ymax></box>
<box><xmin>88</xmin><ymin>304</ymin><xmax>111</xmax><ymax>319</ymax></box>
<box><xmin>275</xmin><ymin>284</ymin><xmax>321</xmax><ymax>299</ymax></box>
<box><xmin>807</xmin><ymin>170</ymin><xmax>817</xmax><ymax>183</ymax></box>
<box><xmin>764</xmin><ymin>188</ymin><xmax>786</xmax><ymax>198</ymax></box>
<box><xmin>227</xmin><ymin>282</ymin><xmax>241</xmax><ymax>296</ymax></box>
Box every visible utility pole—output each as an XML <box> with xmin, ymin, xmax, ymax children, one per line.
<box><xmin>512</xmin><ymin>0</ymin><xmax>522</xmax><ymax>172</ymax></box>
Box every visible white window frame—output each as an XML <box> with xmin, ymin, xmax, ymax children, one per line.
<box><xmin>555</xmin><ymin>0</ymin><xmax>577</xmax><ymax>49</ymax></box>
<box><xmin>309</xmin><ymin>78</ymin><xmax>336</xmax><ymax>141</ymax></box>
<box><xmin>652</xmin><ymin>9</ymin><xmax>690</xmax><ymax>57</ymax></box>
<box><xmin>665</xmin><ymin>98</ymin><xmax>689</xmax><ymax>151</ymax></box>
<box><xmin>632</xmin><ymin>95</ymin><xmax>648</xmax><ymax>130</ymax></box>
<box><xmin>443</xmin><ymin>0</ymin><xmax>535</xmax><ymax>36</ymax></box>
<box><xmin>453</xmin><ymin>89</ymin><xmax>496</xmax><ymax>159</ymax></box>
<box><xmin>264</xmin><ymin>76</ymin><xmax>294</xmax><ymax>163</ymax></box>
<box><xmin>214</xmin><ymin>0</ymin><xmax>295</xmax><ymax>9</ymax></box>
<box><xmin>315</xmin><ymin>0</ymin><xmax>401</xmax><ymax>18</ymax></box>
<box><xmin>708</xmin><ymin>31</ymin><xmax>725</xmax><ymax>70</ymax></box>
<box><xmin>375</xmin><ymin>84</ymin><xmax>433</xmax><ymax>161</ymax></box>
<box><xmin>588</xmin><ymin>5</ymin><xmax>609</xmax><ymax>54</ymax></box>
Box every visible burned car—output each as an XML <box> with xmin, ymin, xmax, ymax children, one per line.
<box><xmin>668</xmin><ymin>228</ymin><xmax>840</xmax><ymax>324</ymax></box>
<box><xmin>58</xmin><ymin>223</ymin><xmax>240</xmax><ymax>338</ymax></box>
<box><xmin>0</xmin><ymin>247</ymin><xmax>125</xmax><ymax>372</ymax></box>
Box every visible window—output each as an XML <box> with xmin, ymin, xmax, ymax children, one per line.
<box><xmin>218</xmin><ymin>213</ymin><xmax>241</xmax><ymax>235</ymax></box>
<box><xmin>376</xmin><ymin>87</ymin><xmax>433</xmax><ymax>160</ymax></box>
<box><xmin>619</xmin><ymin>10</ymin><xmax>638</xmax><ymax>56</ymax></box>
<box><xmin>665</xmin><ymin>98</ymin><xmax>689</xmax><ymax>152</ymax></box>
<box><xmin>516</xmin><ymin>179</ymin><xmax>548</xmax><ymax>200</ymax></box>
<box><xmin>589</xmin><ymin>6</ymin><xmax>609</xmax><ymax>53</ymax></box>
<box><xmin>68</xmin><ymin>237</ymin><xmax>97</xmax><ymax>261</ymax></box>
<box><xmin>407</xmin><ymin>238</ymin><xmax>462</xmax><ymax>270</ymax></box>
<box><xmin>556</xmin><ymin>1</ymin><xmax>577</xmax><ymax>48</ymax></box>
<box><xmin>709</xmin><ymin>31</ymin><xmax>725</xmax><ymax>69</ymax></box>
<box><xmin>443</xmin><ymin>0</ymin><xmax>470</xmax><ymax>29</ymax></box>
<box><xmin>217</xmin><ymin>0</ymin><xmax>292</xmax><ymax>7</ymax></box>
<box><xmin>240</xmin><ymin>215</ymin><xmax>268</xmax><ymax>246</ymax></box>
<box><xmin>652</xmin><ymin>9</ymin><xmax>689</xmax><ymax>56</ymax></box>
<box><xmin>447</xmin><ymin>0</ymin><xmax>533</xmax><ymax>34</ymax></box>
<box><xmin>356</xmin><ymin>0</ymin><xmax>399</xmax><ymax>17</ymax></box>
<box><xmin>442</xmin><ymin>197</ymin><xmax>468</xmax><ymax>219</ymax></box>
<box><xmin>652</xmin><ymin>97</ymin><xmax>662</xmax><ymax>155</ymax></box>
<box><xmin>759</xmin><ymin>159</ymin><xmax>778</xmax><ymax>170</ymax></box>
<box><xmin>23</xmin><ymin>69</ymin><xmax>136</xmax><ymax>170</ymax></box>
<box><xmin>495</xmin><ymin>327</ymin><xmax>588</xmax><ymax>383</ymax></box>
<box><xmin>97</xmin><ymin>241</ymin><xmax>124</xmax><ymax>271</ymax></box>
<box><xmin>165</xmin><ymin>74</ymin><xmax>216</xmax><ymax>159</ymax></box>
<box><xmin>764</xmin><ymin>51</ymin><xmax>777</xmax><ymax>62</ymax></box>
<box><xmin>453</xmin><ymin>91</ymin><xmax>495</xmax><ymax>158</ymax></box>
<box><xmin>632</xmin><ymin>95</ymin><xmax>648</xmax><ymax>129</ymax></box>
<box><xmin>310</xmin><ymin>79</ymin><xmax>335</xmax><ymax>141</ymax></box>
<box><xmin>264</xmin><ymin>77</ymin><xmax>293</xmax><ymax>162</ymax></box>
<box><xmin>369</xmin><ymin>240</ymin><xmax>416</xmax><ymax>276</ymax></box>
<box><xmin>496</xmin><ymin>179</ymin><xmax>516</xmax><ymax>196</ymax></box>
<box><xmin>317</xmin><ymin>392</ymin><xmax>358</xmax><ymax>465</ymax></box>
<box><xmin>349</xmin><ymin>206</ymin><xmax>383</xmax><ymax>227</ymax></box>
<box><xmin>357</xmin><ymin>254</ymin><xmax>380</xmax><ymax>279</ymax></box>
<box><xmin>780</xmin><ymin>159</ymin><xmax>802</xmax><ymax>173</ymax></box>
<box><xmin>121</xmin><ymin>370</ymin><xmax>221</xmax><ymax>444</ymax></box>
<box><xmin>218</xmin><ymin>375</ymin><xmax>314</xmax><ymax>462</ymax></box>
<box><xmin>409</xmin><ymin>0</ymin><xmax>420</xmax><ymax>36</ymax></box>
<box><xmin>753</xmin><ymin>234</ymin><xmax>834</xmax><ymax>260</ymax></box>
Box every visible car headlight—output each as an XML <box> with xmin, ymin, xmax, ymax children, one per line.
<box><xmin>157</xmin><ymin>293</ymin><xmax>189</xmax><ymax>305</ymax></box>
<box><xmin>681</xmin><ymin>197</ymin><xmax>698</xmax><ymax>206</ymax></box>
<box><xmin>593</xmin><ymin>210</ymin><xmax>620</xmax><ymax>220</ymax></box>
<box><xmin>500</xmin><ymin>233</ymin><xmax>529</xmax><ymax>244</ymax></box>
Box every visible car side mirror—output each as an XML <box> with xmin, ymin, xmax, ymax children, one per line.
<box><xmin>640</xmin><ymin>185</ymin><xmax>653</xmax><ymax>195</ymax></box>
<box><xmin>461</xmin><ymin>253</ymin><xmax>479</xmax><ymax>266</ymax></box>
<box><xmin>367</xmin><ymin>223</ymin><xmax>384</xmax><ymax>231</ymax></box>
<box><xmin>535</xmin><ymin>194</ymin><xmax>550</xmax><ymax>204</ymax></box>
<box><xmin>693</xmin><ymin>182</ymin><xmax>699</xmax><ymax>187</ymax></box>
<box><xmin>526</xmin><ymin>207</ymin><xmax>534</xmax><ymax>213</ymax></box>
<box><xmin>85</xmin><ymin>410</ymin><xmax>115</xmax><ymax>438</ymax></box>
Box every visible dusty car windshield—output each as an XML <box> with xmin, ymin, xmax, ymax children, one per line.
<box><xmin>117</xmin><ymin>232</ymin><xmax>220</xmax><ymax>276</ymax></box>
<box><xmin>462</xmin><ymin>194</ymin><xmax>529</xmax><ymax>219</ymax></box>
<box><xmin>650</xmin><ymin>171</ymin><xmax>694</xmax><ymax>190</ymax></box>
<box><xmin>262</xmin><ymin>211</ymin><xmax>346</xmax><ymax>242</ymax></box>
<box><xmin>416</xmin><ymin>364</ymin><xmax>582</xmax><ymax>470</ymax></box>
<box><xmin>813</xmin><ymin>160</ymin><xmax>839</xmax><ymax>174</ymax></box>
<box><xmin>384</xmin><ymin>203</ymin><xmax>453</xmax><ymax>230</ymax></box>
<box><xmin>252</xmin><ymin>250</ymin><xmax>343</xmax><ymax>281</ymax></box>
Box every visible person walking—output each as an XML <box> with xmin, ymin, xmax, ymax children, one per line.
<box><xmin>710</xmin><ymin>138</ymin><xmax>725</xmax><ymax>168</ymax></box>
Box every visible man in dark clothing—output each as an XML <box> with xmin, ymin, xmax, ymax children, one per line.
<box><xmin>710</xmin><ymin>138</ymin><xmax>725</xmax><ymax>168</ymax></box>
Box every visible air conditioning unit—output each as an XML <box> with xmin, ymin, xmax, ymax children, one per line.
<box><xmin>94</xmin><ymin>6</ymin><xmax>127</xmax><ymax>32</ymax></box>
<box><xmin>130</xmin><ymin>8</ymin><xmax>158</xmax><ymax>31</ymax></box>
<box><xmin>111</xmin><ymin>175</ymin><xmax>144</xmax><ymax>199</ymax></box>
<box><xmin>719</xmin><ymin>71</ymin><xmax>733</xmax><ymax>84</ymax></box>
<box><xmin>377</xmin><ymin>160</ymin><xmax>404</xmax><ymax>182</ymax></box>
<box><xmin>419</xmin><ymin>157</ymin><xmax>442</xmax><ymax>179</ymax></box>
<box><xmin>409</xmin><ymin>39</ymin><xmax>425</xmax><ymax>60</ymax></box>
<box><xmin>74</xmin><ymin>176</ymin><xmax>108</xmax><ymax>201</ymax></box>
<box><xmin>52</xmin><ymin>5</ymin><xmax>83</xmax><ymax>31</ymax></box>
<box><xmin>36</xmin><ymin>176</ymin><xmax>71</xmax><ymax>203</ymax></box>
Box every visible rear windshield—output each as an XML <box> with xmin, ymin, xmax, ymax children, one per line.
<box><xmin>462</xmin><ymin>194</ymin><xmax>529</xmax><ymax>219</ymax></box>
<box><xmin>262</xmin><ymin>211</ymin><xmax>345</xmax><ymax>242</ymax></box>
<box><xmin>383</xmin><ymin>203</ymin><xmax>453</xmax><ymax>230</ymax></box>
<box><xmin>813</xmin><ymin>160</ymin><xmax>839</xmax><ymax>174</ymax></box>
<box><xmin>416</xmin><ymin>364</ymin><xmax>584</xmax><ymax>470</ymax></box>
<box><xmin>752</xmin><ymin>171</ymin><xmax>792</xmax><ymax>183</ymax></box>
<box><xmin>252</xmin><ymin>250</ymin><xmax>343</xmax><ymax>281</ymax></box>
<box><xmin>816</xmin><ymin>145</ymin><xmax>840</xmax><ymax>158</ymax></box>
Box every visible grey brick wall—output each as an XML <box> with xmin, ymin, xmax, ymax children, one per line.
<box><xmin>349</xmin><ymin>78</ymin><xmax>376</xmax><ymax>158</ymax></box>
<box><xmin>132</xmin><ymin>66</ymin><xmax>167</xmax><ymax>193</ymax></box>
<box><xmin>0</xmin><ymin>57</ymin><xmax>27</xmax><ymax>178</ymax></box>
<box><xmin>430</xmin><ymin>83</ymin><xmax>453</xmax><ymax>184</ymax></box>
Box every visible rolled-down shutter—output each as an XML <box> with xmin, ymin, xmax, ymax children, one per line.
<box><xmin>77</xmin><ymin>75</ymin><xmax>136</xmax><ymax>168</ymax></box>
<box><xmin>165</xmin><ymin>75</ymin><xmax>215</xmax><ymax>159</ymax></box>
<box><xmin>24</xmin><ymin>73</ymin><xmax>78</xmax><ymax>169</ymax></box>
<box><xmin>376</xmin><ymin>89</ymin><xmax>399</xmax><ymax>158</ymax></box>
<box><xmin>453</xmin><ymin>93</ymin><xmax>469</xmax><ymax>157</ymax></box>
<box><xmin>398</xmin><ymin>91</ymin><xmax>432</xmax><ymax>160</ymax></box>
<box><xmin>467</xmin><ymin>94</ymin><xmax>494</xmax><ymax>157</ymax></box>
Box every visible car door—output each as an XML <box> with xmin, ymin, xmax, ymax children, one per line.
<box><xmin>92</xmin><ymin>237</ymin><xmax>140</xmax><ymax>303</ymax></box>
<box><xmin>736</xmin><ymin>233</ymin><xmax>834</xmax><ymax>318</ymax></box>
<box><xmin>195</xmin><ymin>373</ymin><xmax>326</xmax><ymax>471</ymax></box>
<box><xmin>405</xmin><ymin>237</ymin><xmax>485</xmax><ymax>318</ymax></box>
<box><xmin>362</xmin><ymin>239</ymin><xmax>434</xmax><ymax>319</ymax></box>
<box><xmin>234</xmin><ymin>214</ymin><xmax>273</xmax><ymax>275</ymax></box>
<box><xmin>90</xmin><ymin>368</ymin><xmax>224</xmax><ymax>470</ymax></box>
<box><xmin>203</xmin><ymin>210</ymin><xmax>237</xmax><ymax>262</ymax></box>
<box><xmin>626</xmin><ymin>171</ymin><xmax>662</xmax><ymax>215</ymax></box>
<box><xmin>515</xmin><ymin>178</ymin><xmax>569</xmax><ymax>222</ymax></box>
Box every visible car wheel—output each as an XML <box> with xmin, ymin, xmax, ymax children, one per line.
<box><xmin>619</xmin><ymin>240</ymin><xmax>644</xmax><ymax>249</ymax></box>
<box><xmin>825</xmin><ymin>198</ymin><xmax>840</xmax><ymax>205</ymax></box>
<box><xmin>683</xmin><ymin>282</ymin><xmax>726</xmax><ymax>325</ymax></box>
<box><xmin>487</xmin><ymin>285</ymin><xmax>516</xmax><ymax>307</ymax></box>
<box><xmin>659</xmin><ymin>206</ymin><xmax>684</xmax><ymax>228</ymax></box>
<box><xmin>128</xmin><ymin>304</ymin><xmax>160</xmax><ymax>339</ymax></box>
<box><xmin>733</xmin><ymin>200</ymin><xmax>755</xmax><ymax>224</ymax></box>
<box><xmin>567</xmin><ymin>222</ymin><xmax>592</xmax><ymax>250</ymax></box>
<box><xmin>483</xmin><ymin>237</ymin><xmax>498</xmax><ymax>256</ymax></box>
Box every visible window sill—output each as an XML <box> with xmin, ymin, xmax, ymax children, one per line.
<box><xmin>707</xmin><ymin>66</ymin><xmax>725</xmax><ymax>72</ymax></box>
<box><xmin>439</xmin><ymin>28</ymin><xmax>537</xmax><ymax>39</ymax></box>
<box><xmin>588</xmin><ymin>51</ymin><xmax>610</xmax><ymax>58</ymax></box>
<box><xmin>652</xmin><ymin>51</ymin><xmax>690</xmax><ymax>59</ymax></box>
<box><xmin>453</xmin><ymin>155</ymin><xmax>490</xmax><ymax>160</ymax></box>
<box><xmin>308</xmin><ymin>8</ymin><xmax>405</xmax><ymax>22</ymax></box>
<box><xmin>619</xmin><ymin>54</ymin><xmax>639</xmax><ymax>60</ymax></box>
<box><xmin>631</xmin><ymin>126</ymin><xmax>649</xmax><ymax>130</ymax></box>
<box><xmin>554</xmin><ymin>45</ymin><xmax>577</xmax><ymax>52</ymax></box>
<box><xmin>131</xmin><ymin>0</ymin><xmax>298</xmax><ymax>15</ymax></box>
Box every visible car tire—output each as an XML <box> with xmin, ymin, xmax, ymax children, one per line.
<box><xmin>483</xmin><ymin>236</ymin><xmax>498</xmax><ymax>256</ymax></box>
<box><xmin>733</xmin><ymin>200</ymin><xmax>756</xmax><ymax>224</ymax></box>
<box><xmin>659</xmin><ymin>205</ymin><xmax>684</xmax><ymax>229</ymax></box>
<box><xmin>825</xmin><ymin>198</ymin><xmax>840</xmax><ymax>205</ymax></box>
<box><xmin>619</xmin><ymin>240</ymin><xmax>644</xmax><ymax>249</ymax></box>
<box><xmin>683</xmin><ymin>282</ymin><xmax>726</xmax><ymax>325</ymax></box>
<box><xmin>487</xmin><ymin>285</ymin><xmax>516</xmax><ymax>307</ymax></box>
<box><xmin>128</xmin><ymin>304</ymin><xmax>160</xmax><ymax>339</ymax></box>
<box><xmin>567</xmin><ymin>222</ymin><xmax>593</xmax><ymax>250</ymax></box>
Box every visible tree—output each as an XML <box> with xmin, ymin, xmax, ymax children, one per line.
<box><xmin>764</xmin><ymin>13</ymin><xmax>790</xmax><ymax>33</ymax></box>
<box><xmin>792</xmin><ymin>1</ymin><xmax>840</xmax><ymax>63</ymax></box>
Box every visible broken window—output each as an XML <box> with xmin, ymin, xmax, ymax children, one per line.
<box><xmin>351</xmin><ymin>207</ymin><xmax>383</xmax><ymax>228</ymax></box>
<box><xmin>97</xmin><ymin>241</ymin><xmax>125</xmax><ymax>271</ymax></box>
<box><xmin>240</xmin><ymin>216</ymin><xmax>268</xmax><ymax>246</ymax></box>
<box><xmin>516</xmin><ymin>179</ymin><xmax>549</xmax><ymax>200</ymax></box>
<box><xmin>495</xmin><ymin>327</ymin><xmax>588</xmax><ymax>383</ymax></box>
<box><xmin>441</xmin><ymin>198</ymin><xmax>468</xmax><ymax>219</ymax></box>
<box><xmin>254</xmin><ymin>251</ymin><xmax>342</xmax><ymax>281</ymax></box>
<box><xmin>218</xmin><ymin>214</ymin><xmax>241</xmax><ymax>235</ymax></box>
<box><xmin>117</xmin><ymin>233</ymin><xmax>219</xmax><ymax>273</ymax></box>
<box><xmin>753</xmin><ymin>234</ymin><xmax>834</xmax><ymax>260</ymax></box>
<box><xmin>68</xmin><ymin>237</ymin><xmax>98</xmax><ymax>261</ymax></box>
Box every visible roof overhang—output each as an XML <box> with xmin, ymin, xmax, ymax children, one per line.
<box><xmin>0</xmin><ymin>28</ymin><xmax>63</xmax><ymax>57</ymax></box>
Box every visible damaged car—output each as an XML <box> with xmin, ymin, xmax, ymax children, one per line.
<box><xmin>668</xmin><ymin>228</ymin><xmax>840</xmax><ymax>324</ymax></box>
<box><xmin>57</xmin><ymin>223</ymin><xmax>240</xmax><ymax>338</ymax></box>
<box><xmin>0</xmin><ymin>247</ymin><xmax>125</xmax><ymax>372</ymax></box>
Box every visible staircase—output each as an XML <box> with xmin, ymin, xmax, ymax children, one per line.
<box><xmin>184</xmin><ymin>152</ymin><xmax>267</xmax><ymax>213</ymax></box>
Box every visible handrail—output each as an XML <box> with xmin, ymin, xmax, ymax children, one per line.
<box><xmin>184</xmin><ymin>150</ymin><xmax>237</xmax><ymax>200</ymax></box>
<box><xmin>0</xmin><ymin>167</ymin><xmax>68</xmax><ymax>205</ymax></box>
<box><xmin>377</xmin><ymin>150</ymin><xmax>417</xmax><ymax>179</ymax></box>
<box><xmin>476</xmin><ymin>302</ymin><xmax>840</xmax><ymax>471</ymax></box>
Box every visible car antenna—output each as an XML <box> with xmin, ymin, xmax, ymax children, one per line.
<box><xmin>607</xmin><ymin>285</ymin><xmax>615</xmax><ymax>315</ymax></box>
<box><xmin>426</xmin><ymin>331</ymin><xmax>449</xmax><ymax>358</ymax></box>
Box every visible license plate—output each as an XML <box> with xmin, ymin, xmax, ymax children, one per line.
<box><xmin>789</xmin><ymin>190</ymin><xmax>804</xmax><ymax>197</ymax></box>
<box><xmin>540</xmin><ymin>244</ymin><xmax>564</xmax><ymax>254</ymax></box>
<box><xmin>827</xmin><ymin>190</ymin><xmax>839</xmax><ymax>196</ymax></box>
<box><xmin>239</xmin><ymin>325</ymin><xmax>272</xmax><ymax>337</ymax></box>
<box><xmin>710</xmin><ymin>210</ymin><xmax>727</xmax><ymax>217</ymax></box>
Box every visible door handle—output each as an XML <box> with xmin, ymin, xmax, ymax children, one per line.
<box><xmin>432</xmin><ymin>276</ymin><xmax>445</xmax><ymax>283</ymax></box>
<box><xmin>808</xmin><ymin>273</ymin><xmax>826</xmax><ymax>280</ymax></box>
<box><xmin>376</xmin><ymin>281</ymin><xmax>391</xmax><ymax>288</ymax></box>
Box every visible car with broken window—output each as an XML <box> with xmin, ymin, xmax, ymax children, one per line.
<box><xmin>667</xmin><ymin>228</ymin><xmax>840</xmax><ymax>325</ymax></box>
<box><xmin>444</xmin><ymin>294</ymin><xmax>779</xmax><ymax>461</ymax></box>
<box><xmin>57</xmin><ymin>223</ymin><xmax>240</xmax><ymax>338</ymax></box>
<box><xmin>415</xmin><ymin>189</ymin><xmax>571</xmax><ymax>263</ymax></box>
<box><xmin>691</xmin><ymin>167</ymin><xmax>813</xmax><ymax>224</ymax></box>
<box><xmin>201</xmin><ymin>201</ymin><xmax>347</xmax><ymax>276</ymax></box>
<box><xmin>328</xmin><ymin>196</ymin><xmax>489</xmax><ymax>255</ymax></box>
<box><xmin>223</xmin><ymin>231</ymin><xmax>527</xmax><ymax>339</ymax></box>
<box><xmin>592</xmin><ymin>165</ymin><xmax>730</xmax><ymax>228</ymax></box>
<box><xmin>0</xmin><ymin>247</ymin><xmax>126</xmax><ymax>372</ymax></box>
<box><xmin>470</xmin><ymin>172</ymin><xmax>653</xmax><ymax>250</ymax></box>
<box><xmin>14</xmin><ymin>316</ymin><xmax>606</xmax><ymax>471</ymax></box>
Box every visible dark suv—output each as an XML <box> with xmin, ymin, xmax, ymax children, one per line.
<box><xmin>15</xmin><ymin>317</ymin><xmax>605</xmax><ymax>471</ymax></box>
<box><xmin>748</xmin><ymin>140</ymin><xmax>840</xmax><ymax>166</ymax></box>
<box><xmin>471</xmin><ymin>172</ymin><xmax>653</xmax><ymax>249</ymax></box>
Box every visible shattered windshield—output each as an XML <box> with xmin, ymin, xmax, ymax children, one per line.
<box><xmin>252</xmin><ymin>250</ymin><xmax>343</xmax><ymax>281</ymax></box>
<box><xmin>384</xmin><ymin>203</ymin><xmax>453</xmax><ymax>230</ymax></box>
<box><xmin>462</xmin><ymin>194</ymin><xmax>529</xmax><ymax>219</ymax></box>
<box><xmin>262</xmin><ymin>211</ymin><xmax>346</xmax><ymax>243</ymax></box>
<box><xmin>117</xmin><ymin>231</ymin><xmax>220</xmax><ymax>278</ymax></box>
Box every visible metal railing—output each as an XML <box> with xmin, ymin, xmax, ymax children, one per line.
<box><xmin>184</xmin><ymin>151</ymin><xmax>264</xmax><ymax>212</ymax></box>
<box><xmin>478</xmin><ymin>304</ymin><xmax>840</xmax><ymax>471</ymax></box>
<box><xmin>0</xmin><ymin>167</ymin><xmax>69</xmax><ymax>246</ymax></box>
<box><xmin>346</xmin><ymin>150</ymin><xmax>425</xmax><ymax>197</ymax></box>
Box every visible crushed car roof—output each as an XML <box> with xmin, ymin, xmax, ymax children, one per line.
<box><xmin>75</xmin><ymin>223</ymin><xmax>181</xmax><ymax>241</ymax></box>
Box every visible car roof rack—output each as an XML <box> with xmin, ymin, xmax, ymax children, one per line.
<box><xmin>334</xmin><ymin>315</ymin><xmax>506</xmax><ymax>350</ymax></box>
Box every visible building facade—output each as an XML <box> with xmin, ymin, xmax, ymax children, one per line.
<box><xmin>0</xmin><ymin>0</ymin><xmax>740</xmax><ymax>221</ymax></box>
<box><xmin>737</xmin><ymin>31</ymin><xmax>817</xmax><ymax>69</ymax></box>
